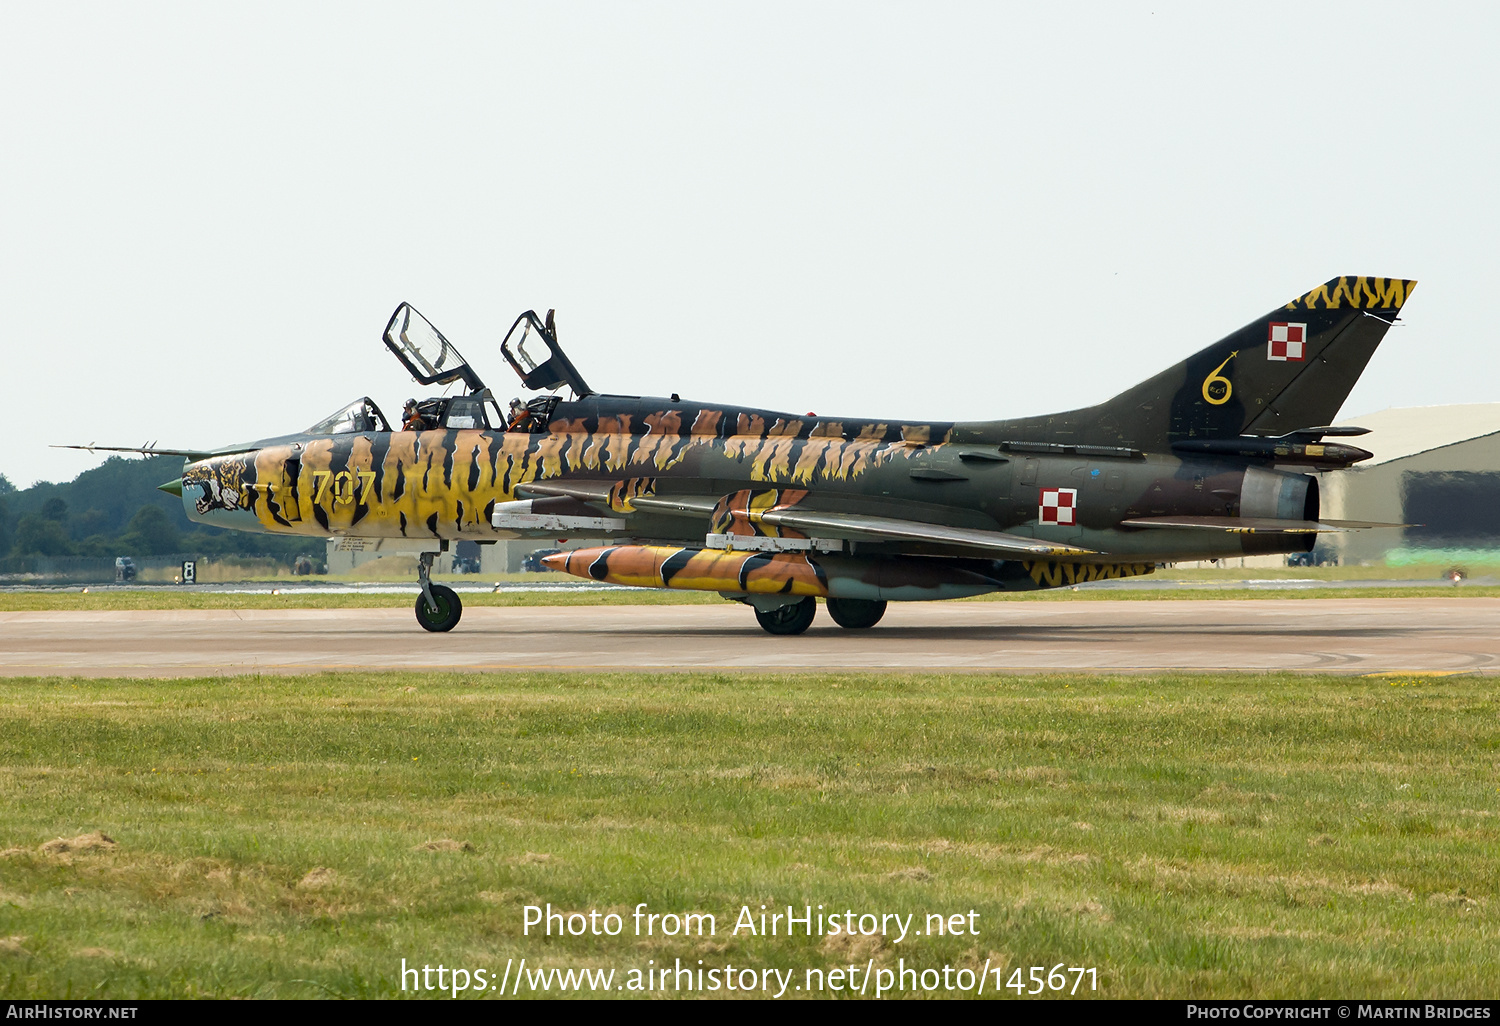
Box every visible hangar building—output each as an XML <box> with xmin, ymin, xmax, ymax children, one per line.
<box><xmin>1321</xmin><ymin>403</ymin><xmax>1500</xmax><ymax>564</ymax></box>
<box><xmin>324</xmin><ymin>535</ymin><xmax>592</xmax><ymax>576</ymax></box>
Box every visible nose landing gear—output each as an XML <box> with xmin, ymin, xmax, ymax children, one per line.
<box><xmin>415</xmin><ymin>551</ymin><xmax>462</xmax><ymax>632</ymax></box>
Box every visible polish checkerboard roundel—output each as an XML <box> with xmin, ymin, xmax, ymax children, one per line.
<box><xmin>1267</xmin><ymin>322</ymin><xmax>1307</xmax><ymax>362</ymax></box>
<box><xmin>1039</xmin><ymin>487</ymin><xmax>1077</xmax><ymax>525</ymax></box>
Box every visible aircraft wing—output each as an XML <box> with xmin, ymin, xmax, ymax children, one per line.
<box><xmin>519</xmin><ymin>481</ymin><xmax>629</xmax><ymax>504</ymax></box>
<box><xmin>741</xmin><ymin>508</ymin><xmax>1096</xmax><ymax>558</ymax></box>
<box><xmin>52</xmin><ymin>444</ymin><xmax>223</xmax><ymax>460</ymax></box>
<box><xmin>1120</xmin><ymin>515</ymin><xmax>1407</xmax><ymax>533</ymax></box>
<box><xmin>518</xmin><ymin>481</ymin><xmax>1093</xmax><ymax>557</ymax></box>
<box><xmin>518</xmin><ymin>483</ymin><xmax>724</xmax><ymax>517</ymax></box>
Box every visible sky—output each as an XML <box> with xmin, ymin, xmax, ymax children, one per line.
<box><xmin>2</xmin><ymin>1</ymin><xmax>1496</xmax><ymax>488</ymax></box>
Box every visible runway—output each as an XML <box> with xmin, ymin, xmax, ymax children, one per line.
<box><xmin>2</xmin><ymin>598</ymin><xmax>1498</xmax><ymax>676</ymax></box>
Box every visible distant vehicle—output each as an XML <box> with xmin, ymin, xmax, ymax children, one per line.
<box><xmin>71</xmin><ymin>276</ymin><xmax>1414</xmax><ymax>634</ymax></box>
<box><xmin>451</xmin><ymin>555</ymin><xmax>482</xmax><ymax>574</ymax></box>
<box><xmin>114</xmin><ymin>556</ymin><xmax>137</xmax><ymax>582</ymax></box>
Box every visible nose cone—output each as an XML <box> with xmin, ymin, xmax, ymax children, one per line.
<box><xmin>539</xmin><ymin>551</ymin><xmax>568</xmax><ymax>573</ymax></box>
<box><xmin>157</xmin><ymin>477</ymin><xmax>183</xmax><ymax>497</ymax></box>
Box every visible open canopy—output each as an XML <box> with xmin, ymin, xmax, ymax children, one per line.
<box><xmin>383</xmin><ymin>303</ymin><xmax>486</xmax><ymax>393</ymax></box>
<box><xmin>500</xmin><ymin>310</ymin><xmax>592</xmax><ymax>396</ymax></box>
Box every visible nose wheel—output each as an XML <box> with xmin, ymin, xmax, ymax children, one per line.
<box><xmin>415</xmin><ymin>551</ymin><xmax>463</xmax><ymax>632</ymax></box>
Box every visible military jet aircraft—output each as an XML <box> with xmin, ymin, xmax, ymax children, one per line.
<box><xmin>74</xmin><ymin>275</ymin><xmax>1414</xmax><ymax>634</ymax></box>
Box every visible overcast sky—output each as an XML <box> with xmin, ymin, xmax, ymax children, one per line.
<box><xmin>2</xmin><ymin>2</ymin><xmax>1494</xmax><ymax>487</ymax></box>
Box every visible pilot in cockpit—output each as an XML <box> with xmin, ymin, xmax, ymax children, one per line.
<box><xmin>402</xmin><ymin>399</ymin><xmax>429</xmax><ymax>431</ymax></box>
<box><xmin>507</xmin><ymin>397</ymin><xmax>533</xmax><ymax>431</ymax></box>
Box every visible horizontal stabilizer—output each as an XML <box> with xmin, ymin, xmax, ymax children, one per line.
<box><xmin>743</xmin><ymin>507</ymin><xmax>1096</xmax><ymax>558</ymax></box>
<box><xmin>1169</xmin><ymin>438</ymin><xmax>1372</xmax><ymax>467</ymax></box>
<box><xmin>1284</xmin><ymin>425</ymin><xmax>1371</xmax><ymax>438</ymax></box>
<box><xmin>1121</xmin><ymin>515</ymin><xmax>1407</xmax><ymax>533</ymax></box>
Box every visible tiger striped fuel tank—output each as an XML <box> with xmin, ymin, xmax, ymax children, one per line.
<box><xmin>542</xmin><ymin>545</ymin><xmax>1023</xmax><ymax>601</ymax></box>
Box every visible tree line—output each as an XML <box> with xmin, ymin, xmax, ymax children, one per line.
<box><xmin>0</xmin><ymin>456</ymin><xmax>308</xmax><ymax>566</ymax></box>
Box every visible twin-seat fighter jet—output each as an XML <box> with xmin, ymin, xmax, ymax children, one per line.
<box><xmin>79</xmin><ymin>276</ymin><xmax>1413</xmax><ymax>634</ymax></box>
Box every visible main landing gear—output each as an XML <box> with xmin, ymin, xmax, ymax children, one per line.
<box><xmin>415</xmin><ymin>551</ymin><xmax>462</xmax><ymax>632</ymax></box>
<box><xmin>825</xmin><ymin>597</ymin><xmax>887</xmax><ymax>629</ymax></box>
<box><xmin>748</xmin><ymin>596</ymin><xmax>890</xmax><ymax>635</ymax></box>
<box><xmin>754</xmin><ymin>596</ymin><xmax>817</xmax><ymax>635</ymax></box>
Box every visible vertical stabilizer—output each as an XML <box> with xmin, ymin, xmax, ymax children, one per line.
<box><xmin>978</xmin><ymin>276</ymin><xmax>1416</xmax><ymax>449</ymax></box>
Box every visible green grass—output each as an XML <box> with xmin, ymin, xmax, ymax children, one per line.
<box><xmin>0</xmin><ymin>589</ymin><xmax>721</xmax><ymax>611</ymax></box>
<box><xmin>1</xmin><ymin>671</ymin><xmax>1496</xmax><ymax>999</ymax></box>
<box><xmin>1162</xmin><ymin>563</ymin><xmax>1496</xmax><ymax>581</ymax></box>
<box><xmin>980</xmin><ymin>585</ymin><xmax>1500</xmax><ymax>601</ymax></box>
<box><xmin>3</xmin><ymin>585</ymin><xmax>1500</xmax><ymax>612</ymax></box>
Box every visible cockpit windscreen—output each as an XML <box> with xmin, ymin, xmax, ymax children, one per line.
<box><xmin>307</xmin><ymin>398</ymin><xmax>390</xmax><ymax>435</ymax></box>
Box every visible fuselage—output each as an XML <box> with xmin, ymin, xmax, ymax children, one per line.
<box><xmin>178</xmin><ymin>393</ymin><xmax>1315</xmax><ymax>565</ymax></box>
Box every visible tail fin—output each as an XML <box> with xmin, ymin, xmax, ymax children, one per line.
<box><xmin>993</xmin><ymin>276</ymin><xmax>1416</xmax><ymax>449</ymax></box>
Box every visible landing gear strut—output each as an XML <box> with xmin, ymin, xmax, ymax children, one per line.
<box><xmin>415</xmin><ymin>551</ymin><xmax>462</xmax><ymax>632</ymax></box>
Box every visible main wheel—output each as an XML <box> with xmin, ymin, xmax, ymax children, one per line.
<box><xmin>753</xmin><ymin>596</ymin><xmax>816</xmax><ymax>636</ymax></box>
<box><xmin>826</xmin><ymin>597</ymin><xmax>887</xmax><ymax>629</ymax></box>
<box><xmin>415</xmin><ymin>584</ymin><xmax>462</xmax><ymax>632</ymax></box>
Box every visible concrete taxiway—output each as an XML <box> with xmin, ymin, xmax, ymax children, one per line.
<box><xmin>2</xmin><ymin>598</ymin><xmax>1497</xmax><ymax>676</ymax></box>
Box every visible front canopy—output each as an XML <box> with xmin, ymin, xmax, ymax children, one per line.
<box><xmin>306</xmin><ymin>397</ymin><xmax>390</xmax><ymax>435</ymax></box>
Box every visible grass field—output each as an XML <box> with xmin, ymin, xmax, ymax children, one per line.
<box><xmin>3</xmin><ymin>584</ymin><xmax>1500</xmax><ymax>612</ymax></box>
<box><xmin>1</xmin><ymin>671</ymin><xmax>1496</xmax><ymax>999</ymax></box>
<box><xmin>0</xmin><ymin>588</ymin><xmax>722</xmax><ymax>612</ymax></box>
